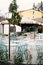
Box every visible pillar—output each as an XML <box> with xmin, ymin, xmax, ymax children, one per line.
<box><xmin>41</xmin><ymin>25</ymin><xmax>43</xmax><ymax>33</ymax></box>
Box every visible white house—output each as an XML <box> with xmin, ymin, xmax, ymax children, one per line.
<box><xmin>0</xmin><ymin>20</ymin><xmax>21</xmax><ymax>34</ymax></box>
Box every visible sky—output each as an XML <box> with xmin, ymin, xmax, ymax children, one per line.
<box><xmin>0</xmin><ymin>0</ymin><xmax>43</xmax><ymax>16</ymax></box>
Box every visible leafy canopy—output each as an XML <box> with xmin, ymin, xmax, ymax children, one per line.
<box><xmin>9</xmin><ymin>0</ymin><xmax>21</xmax><ymax>25</ymax></box>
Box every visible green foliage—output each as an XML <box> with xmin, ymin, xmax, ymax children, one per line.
<box><xmin>9</xmin><ymin>0</ymin><xmax>21</xmax><ymax>25</ymax></box>
<box><xmin>9</xmin><ymin>0</ymin><xmax>17</xmax><ymax>13</ymax></box>
<box><xmin>33</xmin><ymin>1</ymin><xmax>43</xmax><ymax>11</ymax></box>
<box><xmin>39</xmin><ymin>1</ymin><xmax>43</xmax><ymax>11</ymax></box>
<box><xmin>14</xmin><ymin>48</ymin><xmax>23</xmax><ymax>65</ymax></box>
<box><xmin>22</xmin><ymin>34</ymin><xmax>27</xmax><ymax>36</ymax></box>
<box><xmin>0</xmin><ymin>33</ymin><xmax>8</xmax><ymax>36</ymax></box>
<box><xmin>0</xmin><ymin>46</ymin><xmax>8</xmax><ymax>63</ymax></box>
<box><xmin>2</xmin><ymin>34</ymin><xmax>8</xmax><ymax>36</ymax></box>
<box><xmin>24</xmin><ymin>49</ymin><xmax>32</xmax><ymax>64</ymax></box>
<box><xmin>37</xmin><ymin>52</ymin><xmax>43</xmax><ymax>64</ymax></box>
<box><xmin>14</xmin><ymin>45</ymin><xmax>32</xmax><ymax>65</ymax></box>
<box><xmin>25</xmin><ymin>27</ymin><xmax>30</xmax><ymax>32</ymax></box>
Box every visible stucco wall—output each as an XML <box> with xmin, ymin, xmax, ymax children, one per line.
<box><xmin>19</xmin><ymin>9</ymin><xmax>43</xmax><ymax>18</ymax></box>
<box><xmin>4</xmin><ymin>24</ymin><xmax>9</xmax><ymax>34</ymax></box>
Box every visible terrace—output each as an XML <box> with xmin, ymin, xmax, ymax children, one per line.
<box><xmin>0</xmin><ymin>16</ymin><xmax>43</xmax><ymax>65</ymax></box>
<box><xmin>0</xmin><ymin>32</ymin><xmax>43</xmax><ymax>64</ymax></box>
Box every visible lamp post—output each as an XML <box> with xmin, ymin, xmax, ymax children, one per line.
<box><xmin>9</xmin><ymin>19</ymin><xmax>10</xmax><ymax>60</ymax></box>
<box><xmin>6</xmin><ymin>12</ymin><xmax>12</xmax><ymax>60</ymax></box>
<box><xmin>33</xmin><ymin>21</ymin><xmax>36</xmax><ymax>39</ymax></box>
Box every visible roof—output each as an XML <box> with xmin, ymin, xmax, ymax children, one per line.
<box><xmin>0</xmin><ymin>16</ymin><xmax>9</xmax><ymax>24</ymax></box>
<box><xmin>33</xmin><ymin>18</ymin><xmax>43</xmax><ymax>23</ymax></box>
<box><xmin>19</xmin><ymin>8</ymin><xmax>42</xmax><ymax>13</ymax></box>
<box><xmin>0</xmin><ymin>20</ymin><xmax>9</xmax><ymax>24</ymax></box>
<box><xmin>33</xmin><ymin>18</ymin><xmax>43</xmax><ymax>25</ymax></box>
<box><xmin>20</xmin><ymin>17</ymin><xmax>37</xmax><ymax>24</ymax></box>
<box><xmin>20</xmin><ymin>17</ymin><xmax>43</xmax><ymax>25</ymax></box>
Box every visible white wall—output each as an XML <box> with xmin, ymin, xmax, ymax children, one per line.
<box><xmin>15</xmin><ymin>25</ymin><xmax>21</xmax><ymax>32</ymax></box>
<box><xmin>0</xmin><ymin>25</ymin><xmax>3</xmax><ymax>33</ymax></box>
<box><xmin>4</xmin><ymin>24</ymin><xmax>9</xmax><ymax>34</ymax></box>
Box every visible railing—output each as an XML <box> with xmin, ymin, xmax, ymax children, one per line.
<box><xmin>0</xmin><ymin>35</ymin><xmax>9</xmax><ymax>62</ymax></box>
<box><xmin>35</xmin><ymin>33</ymin><xmax>43</xmax><ymax>40</ymax></box>
<box><xmin>36</xmin><ymin>45</ymin><xmax>43</xmax><ymax>64</ymax></box>
<box><xmin>0</xmin><ymin>33</ymin><xmax>43</xmax><ymax>64</ymax></box>
<box><xmin>0</xmin><ymin>44</ymin><xmax>8</xmax><ymax>62</ymax></box>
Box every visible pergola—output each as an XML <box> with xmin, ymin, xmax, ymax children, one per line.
<box><xmin>20</xmin><ymin>17</ymin><xmax>43</xmax><ymax>32</ymax></box>
<box><xmin>33</xmin><ymin>18</ymin><xmax>43</xmax><ymax>33</ymax></box>
<box><xmin>0</xmin><ymin>20</ymin><xmax>9</xmax><ymax>24</ymax></box>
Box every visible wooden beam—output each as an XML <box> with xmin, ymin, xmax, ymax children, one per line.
<box><xmin>41</xmin><ymin>25</ymin><xmax>43</xmax><ymax>33</ymax></box>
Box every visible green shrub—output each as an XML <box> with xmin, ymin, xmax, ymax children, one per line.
<box><xmin>0</xmin><ymin>46</ymin><xmax>8</xmax><ymax>63</ymax></box>
<box><xmin>14</xmin><ymin>46</ymin><xmax>32</xmax><ymax>65</ymax></box>
<box><xmin>14</xmin><ymin>48</ymin><xmax>23</xmax><ymax>65</ymax></box>
<box><xmin>22</xmin><ymin>34</ymin><xmax>27</xmax><ymax>36</ymax></box>
<box><xmin>2</xmin><ymin>34</ymin><xmax>8</xmax><ymax>36</ymax></box>
<box><xmin>24</xmin><ymin>49</ymin><xmax>32</xmax><ymax>64</ymax></box>
<box><xmin>37</xmin><ymin>52</ymin><xmax>43</xmax><ymax>64</ymax></box>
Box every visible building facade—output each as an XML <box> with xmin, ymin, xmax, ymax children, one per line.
<box><xmin>19</xmin><ymin>9</ymin><xmax>43</xmax><ymax>18</ymax></box>
<box><xmin>19</xmin><ymin>9</ymin><xmax>43</xmax><ymax>33</ymax></box>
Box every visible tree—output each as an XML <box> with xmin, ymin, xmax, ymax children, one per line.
<box><xmin>33</xmin><ymin>3</ymin><xmax>36</xmax><ymax>9</ymax></box>
<box><xmin>40</xmin><ymin>1</ymin><xmax>43</xmax><ymax>11</ymax></box>
<box><xmin>9</xmin><ymin>0</ymin><xmax>21</xmax><ymax>25</ymax></box>
<box><xmin>34</xmin><ymin>1</ymin><xmax>43</xmax><ymax>11</ymax></box>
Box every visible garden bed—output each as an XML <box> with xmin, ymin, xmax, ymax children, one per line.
<box><xmin>0</xmin><ymin>61</ymin><xmax>34</xmax><ymax>65</ymax></box>
<box><xmin>0</xmin><ymin>61</ymin><xmax>14</xmax><ymax>65</ymax></box>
